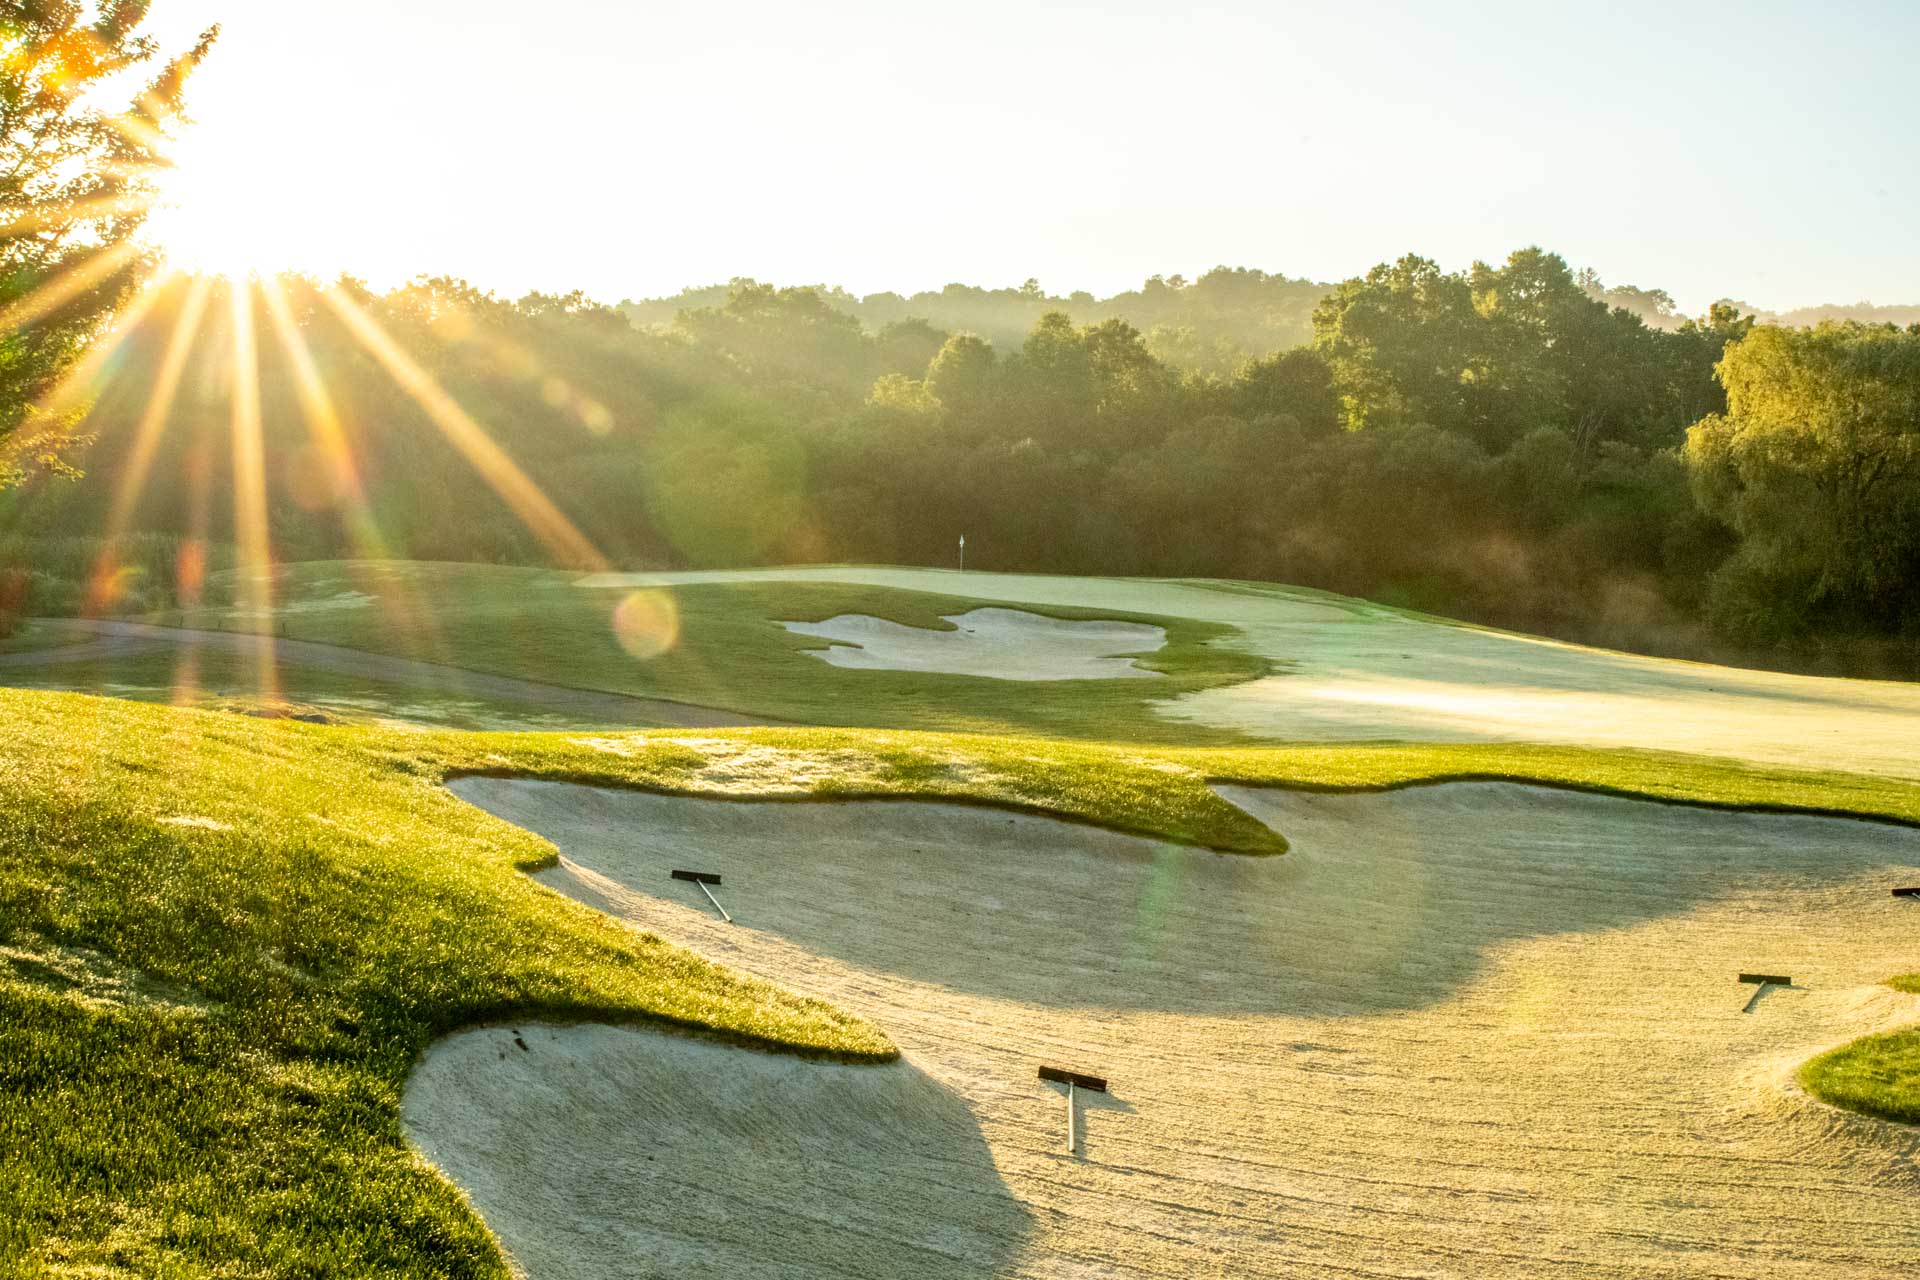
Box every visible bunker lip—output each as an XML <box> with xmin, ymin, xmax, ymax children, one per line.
<box><xmin>781</xmin><ymin>607</ymin><xmax>1167</xmax><ymax>681</ymax></box>
<box><xmin>413</xmin><ymin>777</ymin><xmax>1920</xmax><ymax>1278</ymax></box>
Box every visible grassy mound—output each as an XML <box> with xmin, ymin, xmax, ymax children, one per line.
<box><xmin>1800</xmin><ymin>979</ymin><xmax>1920</xmax><ymax>1125</ymax></box>
<box><xmin>0</xmin><ymin>691</ymin><xmax>887</xmax><ymax>1277</ymax></box>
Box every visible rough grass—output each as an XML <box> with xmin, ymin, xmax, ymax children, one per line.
<box><xmin>1799</xmin><ymin>978</ymin><xmax>1920</xmax><ymax>1125</ymax></box>
<box><xmin>155</xmin><ymin>560</ymin><xmax>1273</xmax><ymax>741</ymax></box>
<box><xmin>8</xmin><ymin>687</ymin><xmax>1920</xmax><ymax>1273</ymax></box>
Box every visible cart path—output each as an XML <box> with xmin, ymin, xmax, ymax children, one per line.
<box><xmin>0</xmin><ymin>618</ymin><xmax>767</xmax><ymax>728</ymax></box>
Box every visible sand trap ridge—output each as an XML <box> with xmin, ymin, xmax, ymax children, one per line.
<box><xmin>409</xmin><ymin>779</ymin><xmax>1920</xmax><ymax>1278</ymax></box>
<box><xmin>781</xmin><ymin>608</ymin><xmax>1165</xmax><ymax>680</ymax></box>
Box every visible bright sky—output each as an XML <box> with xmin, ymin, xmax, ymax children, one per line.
<box><xmin>140</xmin><ymin>0</ymin><xmax>1919</xmax><ymax>312</ymax></box>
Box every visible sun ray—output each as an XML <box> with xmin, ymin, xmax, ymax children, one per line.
<box><xmin>227</xmin><ymin>276</ymin><xmax>278</xmax><ymax>700</ymax></box>
<box><xmin>85</xmin><ymin>274</ymin><xmax>213</xmax><ymax>611</ymax></box>
<box><xmin>320</xmin><ymin>286</ymin><xmax>609</xmax><ymax>571</ymax></box>
<box><xmin>259</xmin><ymin>276</ymin><xmax>448</xmax><ymax>654</ymax></box>
<box><xmin>258</xmin><ymin>276</ymin><xmax>386</xmax><ymax>557</ymax></box>
<box><xmin>0</xmin><ymin>239</ymin><xmax>144</xmax><ymax>335</ymax></box>
<box><xmin>0</xmin><ymin>272</ymin><xmax>169</xmax><ymax>484</ymax></box>
<box><xmin>0</xmin><ymin>190</ymin><xmax>153</xmax><ymax>242</ymax></box>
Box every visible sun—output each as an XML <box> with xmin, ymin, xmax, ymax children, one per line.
<box><xmin>145</xmin><ymin>133</ymin><xmax>326</xmax><ymax>279</ymax></box>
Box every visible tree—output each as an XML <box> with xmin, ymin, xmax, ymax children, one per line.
<box><xmin>1686</xmin><ymin>323</ymin><xmax>1920</xmax><ymax>641</ymax></box>
<box><xmin>0</xmin><ymin>3</ymin><xmax>215</xmax><ymax>482</ymax></box>
<box><xmin>1311</xmin><ymin>254</ymin><xmax>1482</xmax><ymax>435</ymax></box>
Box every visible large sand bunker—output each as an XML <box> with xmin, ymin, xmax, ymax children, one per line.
<box><xmin>410</xmin><ymin>778</ymin><xmax>1920</xmax><ymax>1277</ymax></box>
<box><xmin>579</xmin><ymin>568</ymin><xmax>1920</xmax><ymax>778</ymax></box>
<box><xmin>782</xmin><ymin>607</ymin><xmax>1165</xmax><ymax>680</ymax></box>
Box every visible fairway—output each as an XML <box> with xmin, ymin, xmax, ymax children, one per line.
<box><xmin>586</xmin><ymin>567</ymin><xmax>1920</xmax><ymax>779</ymax></box>
<box><xmin>412</xmin><ymin>777</ymin><xmax>1920</xmax><ymax>1278</ymax></box>
<box><xmin>17</xmin><ymin>559</ymin><xmax>1916</xmax><ymax>777</ymax></box>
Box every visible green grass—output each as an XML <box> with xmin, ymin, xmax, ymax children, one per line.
<box><xmin>156</xmin><ymin>560</ymin><xmax>1274</xmax><ymax>741</ymax></box>
<box><xmin>1800</xmin><ymin>1006</ymin><xmax>1920</xmax><ymax>1126</ymax></box>
<box><xmin>0</xmin><ymin>691</ymin><xmax>893</xmax><ymax>1277</ymax></box>
<box><xmin>9</xmin><ymin>594</ymin><xmax>1920</xmax><ymax>1271</ymax></box>
<box><xmin>1</xmin><ymin>643</ymin><xmax>614</xmax><ymax>732</ymax></box>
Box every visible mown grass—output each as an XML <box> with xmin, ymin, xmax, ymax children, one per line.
<box><xmin>1800</xmin><ymin>1017</ymin><xmax>1920</xmax><ymax>1126</ymax></box>
<box><xmin>0</xmin><ymin>642</ymin><xmax>611</xmax><ymax>732</ymax></box>
<box><xmin>155</xmin><ymin>560</ymin><xmax>1273</xmax><ymax>741</ymax></box>
<box><xmin>8</xmin><ymin>685</ymin><xmax>1920</xmax><ymax>1273</ymax></box>
<box><xmin>0</xmin><ymin>691</ymin><xmax>890</xmax><ymax>1278</ymax></box>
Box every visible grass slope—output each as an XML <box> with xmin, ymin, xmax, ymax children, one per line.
<box><xmin>0</xmin><ymin>692</ymin><xmax>887</xmax><ymax>1278</ymax></box>
<box><xmin>7</xmin><ymin>690</ymin><xmax>1920</xmax><ymax>1272</ymax></box>
<box><xmin>153</xmin><ymin>561</ymin><xmax>1272</xmax><ymax>740</ymax></box>
<box><xmin>0</xmin><ymin>619</ymin><xmax>92</xmax><ymax>657</ymax></box>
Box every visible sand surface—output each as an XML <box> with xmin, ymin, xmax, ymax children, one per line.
<box><xmin>579</xmin><ymin>567</ymin><xmax>1920</xmax><ymax>778</ymax></box>
<box><xmin>783</xmin><ymin>608</ymin><xmax>1165</xmax><ymax>680</ymax></box>
<box><xmin>409</xmin><ymin>778</ymin><xmax>1920</xmax><ymax>1278</ymax></box>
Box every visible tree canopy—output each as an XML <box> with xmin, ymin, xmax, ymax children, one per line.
<box><xmin>0</xmin><ymin>1</ymin><xmax>214</xmax><ymax>482</ymax></box>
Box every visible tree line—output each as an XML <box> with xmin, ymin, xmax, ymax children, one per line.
<box><xmin>2</xmin><ymin>249</ymin><xmax>1917</xmax><ymax>674</ymax></box>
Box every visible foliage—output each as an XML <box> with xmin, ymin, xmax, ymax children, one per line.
<box><xmin>1687</xmin><ymin>322</ymin><xmax>1920</xmax><ymax>645</ymax></box>
<box><xmin>0</xmin><ymin>2</ymin><xmax>214</xmax><ymax>481</ymax></box>
<box><xmin>623</xmin><ymin>266</ymin><xmax>1333</xmax><ymax>366</ymax></box>
<box><xmin>3</xmin><ymin>248</ymin><xmax>1915</xmax><ymax>667</ymax></box>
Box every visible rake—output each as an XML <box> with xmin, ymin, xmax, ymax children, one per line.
<box><xmin>671</xmin><ymin>869</ymin><xmax>731</xmax><ymax>923</ymax></box>
<box><xmin>1738</xmin><ymin>972</ymin><xmax>1790</xmax><ymax>1013</ymax></box>
<box><xmin>1039</xmin><ymin>1066</ymin><xmax>1107</xmax><ymax>1155</ymax></box>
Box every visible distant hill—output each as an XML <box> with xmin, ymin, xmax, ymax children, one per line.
<box><xmin>622</xmin><ymin>267</ymin><xmax>1333</xmax><ymax>374</ymax></box>
<box><xmin>623</xmin><ymin>271</ymin><xmax>1919</xmax><ymax>372</ymax></box>
<box><xmin>1724</xmin><ymin>300</ymin><xmax>1920</xmax><ymax>329</ymax></box>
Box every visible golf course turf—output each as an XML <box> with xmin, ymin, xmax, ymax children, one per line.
<box><xmin>3</xmin><ymin>562</ymin><xmax>1918</xmax><ymax>1274</ymax></box>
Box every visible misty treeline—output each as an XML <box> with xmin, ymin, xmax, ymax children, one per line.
<box><xmin>622</xmin><ymin>268</ymin><xmax>1920</xmax><ymax>376</ymax></box>
<box><xmin>3</xmin><ymin>249</ymin><xmax>1918</xmax><ymax>672</ymax></box>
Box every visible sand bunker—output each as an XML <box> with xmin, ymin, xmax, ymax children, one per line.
<box><xmin>580</xmin><ymin>568</ymin><xmax>1920</xmax><ymax>778</ymax></box>
<box><xmin>406</xmin><ymin>1025</ymin><xmax>1029</xmax><ymax>1279</ymax></box>
<box><xmin>782</xmin><ymin>608</ymin><xmax>1165</xmax><ymax>680</ymax></box>
<box><xmin>410</xmin><ymin>778</ymin><xmax>1920</xmax><ymax>1278</ymax></box>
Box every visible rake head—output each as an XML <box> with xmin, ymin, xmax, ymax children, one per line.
<box><xmin>1039</xmin><ymin>1066</ymin><xmax>1108</xmax><ymax>1093</ymax></box>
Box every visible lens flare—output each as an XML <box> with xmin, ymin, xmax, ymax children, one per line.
<box><xmin>228</xmin><ymin>277</ymin><xmax>278</xmax><ymax>699</ymax></box>
<box><xmin>321</xmin><ymin>285</ymin><xmax>610</xmax><ymax>571</ymax></box>
<box><xmin>611</xmin><ymin>590</ymin><xmax>680</xmax><ymax>660</ymax></box>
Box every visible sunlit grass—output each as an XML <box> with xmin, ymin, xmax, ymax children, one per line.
<box><xmin>1800</xmin><ymin>1014</ymin><xmax>1920</xmax><ymax>1126</ymax></box>
<box><xmin>158</xmin><ymin>561</ymin><xmax>1278</xmax><ymax>742</ymax></box>
<box><xmin>0</xmin><ymin>689</ymin><xmax>891</xmax><ymax>1276</ymax></box>
<box><xmin>6</xmin><ymin>683</ymin><xmax>1920</xmax><ymax>1271</ymax></box>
